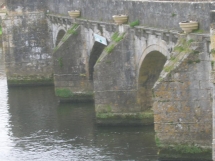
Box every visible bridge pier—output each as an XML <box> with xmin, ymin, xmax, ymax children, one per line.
<box><xmin>2</xmin><ymin>2</ymin><xmax>53</xmax><ymax>86</ymax></box>
<box><xmin>153</xmin><ymin>35</ymin><xmax>212</xmax><ymax>153</ymax></box>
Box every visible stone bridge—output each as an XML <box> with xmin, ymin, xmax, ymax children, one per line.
<box><xmin>2</xmin><ymin>0</ymin><xmax>215</xmax><ymax>159</ymax></box>
<box><xmin>47</xmin><ymin>13</ymin><xmax>212</xmax><ymax>152</ymax></box>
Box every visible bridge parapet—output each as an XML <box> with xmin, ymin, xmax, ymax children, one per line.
<box><xmin>47</xmin><ymin>13</ymin><xmax>182</xmax><ymax>49</ymax></box>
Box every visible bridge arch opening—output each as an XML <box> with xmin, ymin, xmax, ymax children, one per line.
<box><xmin>55</xmin><ymin>29</ymin><xmax>66</xmax><ymax>46</ymax></box>
<box><xmin>138</xmin><ymin>51</ymin><xmax>167</xmax><ymax>111</ymax></box>
<box><xmin>89</xmin><ymin>41</ymin><xmax>106</xmax><ymax>80</ymax></box>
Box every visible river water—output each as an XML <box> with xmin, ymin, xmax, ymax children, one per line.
<box><xmin>0</xmin><ymin>49</ymin><xmax>212</xmax><ymax>161</ymax></box>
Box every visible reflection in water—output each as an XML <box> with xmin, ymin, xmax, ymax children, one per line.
<box><xmin>6</xmin><ymin>86</ymin><xmax>158</xmax><ymax>161</ymax></box>
<box><xmin>0</xmin><ymin>48</ymin><xmax>13</xmax><ymax>159</ymax></box>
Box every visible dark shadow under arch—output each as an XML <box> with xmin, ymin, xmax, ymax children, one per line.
<box><xmin>89</xmin><ymin>42</ymin><xmax>106</xmax><ymax>80</ymax></box>
<box><xmin>138</xmin><ymin>51</ymin><xmax>167</xmax><ymax>111</ymax></box>
<box><xmin>55</xmin><ymin>30</ymin><xmax>66</xmax><ymax>46</ymax></box>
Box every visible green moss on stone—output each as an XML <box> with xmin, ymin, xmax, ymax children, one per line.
<box><xmin>173</xmin><ymin>38</ymin><xmax>193</xmax><ymax>53</ymax></box>
<box><xmin>171</xmin><ymin>13</ymin><xmax>176</xmax><ymax>17</ymax></box>
<box><xmin>164</xmin><ymin>65</ymin><xmax>174</xmax><ymax>72</ymax></box>
<box><xmin>192</xmin><ymin>29</ymin><xmax>204</xmax><ymax>34</ymax></box>
<box><xmin>172</xmin><ymin>145</ymin><xmax>209</xmax><ymax>154</ymax></box>
<box><xmin>55</xmin><ymin>88</ymin><xmax>73</xmax><ymax>98</ymax></box>
<box><xmin>111</xmin><ymin>32</ymin><xmax>125</xmax><ymax>42</ymax></box>
<box><xmin>105</xmin><ymin>44</ymin><xmax>115</xmax><ymax>53</ymax></box>
<box><xmin>96</xmin><ymin>110</ymin><xmax>153</xmax><ymax>120</ymax></box>
<box><xmin>67</xmin><ymin>24</ymin><xmax>78</xmax><ymax>34</ymax></box>
<box><xmin>163</xmin><ymin>38</ymin><xmax>196</xmax><ymax>74</ymax></box>
<box><xmin>7</xmin><ymin>77</ymin><xmax>53</xmax><ymax>86</ymax></box>
<box><xmin>211</xmin><ymin>49</ymin><xmax>215</xmax><ymax>55</ymax></box>
<box><xmin>56</xmin><ymin>90</ymin><xmax>94</xmax><ymax>101</ymax></box>
<box><xmin>96</xmin><ymin>113</ymin><xmax>114</xmax><ymax>119</ymax></box>
<box><xmin>0</xmin><ymin>26</ymin><xmax>2</xmax><ymax>35</ymax></box>
<box><xmin>211</xmin><ymin>61</ymin><xmax>214</xmax><ymax>68</ymax></box>
<box><xmin>111</xmin><ymin>32</ymin><xmax>119</xmax><ymax>41</ymax></box>
<box><xmin>155</xmin><ymin>136</ymin><xmax>161</xmax><ymax>147</ymax></box>
<box><xmin>129</xmin><ymin>20</ymin><xmax>140</xmax><ymax>27</ymax></box>
<box><xmin>115</xmin><ymin>33</ymin><xmax>125</xmax><ymax>42</ymax></box>
<box><xmin>155</xmin><ymin>137</ymin><xmax>211</xmax><ymax>155</ymax></box>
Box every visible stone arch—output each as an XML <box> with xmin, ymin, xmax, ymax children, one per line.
<box><xmin>88</xmin><ymin>41</ymin><xmax>106</xmax><ymax>80</ymax></box>
<box><xmin>53</xmin><ymin>25</ymin><xmax>67</xmax><ymax>46</ymax></box>
<box><xmin>55</xmin><ymin>29</ymin><xmax>66</xmax><ymax>46</ymax></box>
<box><xmin>137</xmin><ymin>44</ymin><xmax>169</xmax><ymax>111</ymax></box>
<box><xmin>137</xmin><ymin>44</ymin><xmax>169</xmax><ymax>77</ymax></box>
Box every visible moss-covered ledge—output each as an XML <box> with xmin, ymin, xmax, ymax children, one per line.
<box><xmin>7</xmin><ymin>75</ymin><xmax>53</xmax><ymax>87</ymax></box>
<box><xmin>96</xmin><ymin>110</ymin><xmax>154</xmax><ymax>126</ymax></box>
<box><xmin>156</xmin><ymin>141</ymin><xmax>211</xmax><ymax>160</ymax></box>
<box><xmin>55</xmin><ymin>88</ymin><xmax>94</xmax><ymax>102</ymax></box>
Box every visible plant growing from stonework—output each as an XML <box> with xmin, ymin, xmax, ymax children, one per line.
<box><xmin>0</xmin><ymin>26</ymin><xmax>2</xmax><ymax>35</ymax></box>
<box><xmin>155</xmin><ymin>136</ymin><xmax>161</xmax><ymax>147</ymax></box>
<box><xmin>173</xmin><ymin>38</ymin><xmax>193</xmax><ymax>53</ymax></box>
<box><xmin>192</xmin><ymin>29</ymin><xmax>204</xmax><ymax>34</ymax></box>
<box><xmin>171</xmin><ymin>13</ymin><xmax>176</xmax><ymax>17</ymax></box>
<box><xmin>67</xmin><ymin>24</ymin><xmax>78</xmax><ymax>34</ymax></box>
<box><xmin>115</xmin><ymin>33</ymin><xmax>126</xmax><ymax>42</ymax></box>
<box><xmin>211</xmin><ymin>61</ymin><xmax>214</xmax><ymax>68</ymax></box>
<box><xmin>211</xmin><ymin>49</ymin><xmax>215</xmax><ymax>55</ymax></box>
<box><xmin>111</xmin><ymin>32</ymin><xmax>119</xmax><ymax>41</ymax></box>
<box><xmin>111</xmin><ymin>32</ymin><xmax>125</xmax><ymax>42</ymax></box>
<box><xmin>129</xmin><ymin>20</ymin><xmax>140</xmax><ymax>28</ymax></box>
<box><xmin>105</xmin><ymin>44</ymin><xmax>115</xmax><ymax>53</ymax></box>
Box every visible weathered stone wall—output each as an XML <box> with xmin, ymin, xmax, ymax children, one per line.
<box><xmin>46</xmin><ymin>0</ymin><xmax>214</xmax><ymax>32</ymax></box>
<box><xmin>153</xmin><ymin>35</ymin><xmax>212</xmax><ymax>151</ymax></box>
<box><xmin>3</xmin><ymin>0</ymin><xmax>53</xmax><ymax>86</ymax></box>
<box><xmin>6</xmin><ymin>0</ymin><xmax>45</xmax><ymax>11</ymax></box>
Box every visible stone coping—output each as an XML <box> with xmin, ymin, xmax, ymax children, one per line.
<box><xmin>46</xmin><ymin>13</ymin><xmax>210</xmax><ymax>41</ymax></box>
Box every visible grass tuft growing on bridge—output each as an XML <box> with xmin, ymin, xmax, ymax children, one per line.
<box><xmin>163</xmin><ymin>38</ymin><xmax>196</xmax><ymax>73</ymax></box>
<box><xmin>173</xmin><ymin>38</ymin><xmax>193</xmax><ymax>53</ymax></box>
<box><xmin>129</xmin><ymin>20</ymin><xmax>139</xmax><ymax>28</ymax></box>
<box><xmin>115</xmin><ymin>33</ymin><xmax>126</xmax><ymax>42</ymax></box>
<box><xmin>192</xmin><ymin>29</ymin><xmax>204</xmax><ymax>34</ymax></box>
<box><xmin>111</xmin><ymin>32</ymin><xmax>119</xmax><ymax>41</ymax></box>
<box><xmin>111</xmin><ymin>32</ymin><xmax>125</xmax><ymax>42</ymax></box>
<box><xmin>67</xmin><ymin>24</ymin><xmax>78</xmax><ymax>34</ymax></box>
<box><xmin>105</xmin><ymin>44</ymin><xmax>115</xmax><ymax>53</ymax></box>
<box><xmin>0</xmin><ymin>26</ymin><xmax>2</xmax><ymax>35</ymax></box>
